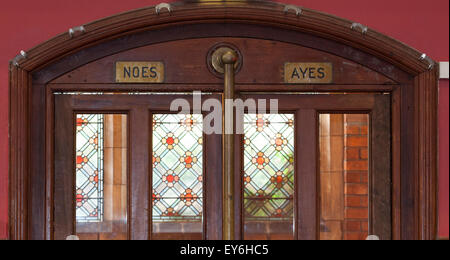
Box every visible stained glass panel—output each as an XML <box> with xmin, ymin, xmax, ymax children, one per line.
<box><xmin>75</xmin><ymin>114</ymin><xmax>104</xmax><ymax>223</ymax></box>
<box><xmin>152</xmin><ymin>114</ymin><xmax>204</xmax><ymax>224</ymax></box>
<box><xmin>244</xmin><ymin>199</ymin><xmax>294</xmax><ymax>220</ymax></box>
<box><xmin>243</xmin><ymin>114</ymin><xmax>295</xmax><ymax>240</ymax></box>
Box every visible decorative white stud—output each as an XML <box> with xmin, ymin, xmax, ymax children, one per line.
<box><xmin>11</xmin><ymin>50</ymin><xmax>27</xmax><ymax>67</ymax></box>
<box><xmin>351</xmin><ymin>23</ymin><xmax>369</xmax><ymax>35</ymax></box>
<box><xmin>419</xmin><ymin>53</ymin><xmax>435</xmax><ymax>70</ymax></box>
<box><xmin>69</xmin><ymin>26</ymin><xmax>86</xmax><ymax>39</ymax></box>
<box><xmin>156</xmin><ymin>3</ymin><xmax>172</xmax><ymax>15</ymax></box>
<box><xmin>284</xmin><ymin>5</ymin><xmax>302</xmax><ymax>16</ymax></box>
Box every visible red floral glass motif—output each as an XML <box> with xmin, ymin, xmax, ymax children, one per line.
<box><xmin>243</xmin><ymin>114</ymin><xmax>295</xmax><ymax>221</ymax></box>
<box><xmin>152</xmin><ymin>114</ymin><xmax>204</xmax><ymax>223</ymax></box>
<box><xmin>75</xmin><ymin>114</ymin><xmax>104</xmax><ymax>223</ymax></box>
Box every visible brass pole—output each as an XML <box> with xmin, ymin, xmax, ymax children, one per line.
<box><xmin>222</xmin><ymin>50</ymin><xmax>238</xmax><ymax>240</ymax></box>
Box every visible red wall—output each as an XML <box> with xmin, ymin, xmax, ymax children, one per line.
<box><xmin>0</xmin><ymin>0</ymin><xmax>448</xmax><ymax>239</ymax></box>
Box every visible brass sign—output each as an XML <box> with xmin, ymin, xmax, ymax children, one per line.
<box><xmin>284</xmin><ymin>62</ymin><xmax>333</xmax><ymax>84</ymax></box>
<box><xmin>116</xmin><ymin>62</ymin><xmax>164</xmax><ymax>83</ymax></box>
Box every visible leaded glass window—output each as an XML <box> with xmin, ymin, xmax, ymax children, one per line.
<box><xmin>243</xmin><ymin>114</ymin><xmax>295</xmax><ymax>239</ymax></box>
<box><xmin>152</xmin><ymin>114</ymin><xmax>204</xmax><ymax>224</ymax></box>
<box><xmin>75</xmin><ymin>114</ymin><xmax>104</xmax><ymax>223</ymax></box>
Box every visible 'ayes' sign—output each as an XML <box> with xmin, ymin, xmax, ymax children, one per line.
<box><xmin>116</xmin><ymin>62</ymin><xmax>164</xmax><ymax>83</ymax></box>
<box><xmin>284</xmin><ymin>63</ymin><xmax>333</xmax><ymax>84</ymax></box>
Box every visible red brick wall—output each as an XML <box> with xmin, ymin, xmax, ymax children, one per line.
<box><xmin>319</xmin><ymin>114</ymin><xmax>370</xmax><ymax>240</ymax></box>
<box><xmin>343</xmin><ymin>115</ymin><xmax>369</xmax><ymax>240</ymax></box>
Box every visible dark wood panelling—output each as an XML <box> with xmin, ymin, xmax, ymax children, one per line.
<box><xmin>416</xmin><ymin>70</ymin><xmax>439</xmax><ymax>240</ymax></box>
<box><xmin>204</xmin><ymin>123</ymin><xmax>223</xmax><ymax>240</ymax></box>
<box><xmin>46</xmin><ymin>83</ymin><xmax>395</xmax><ymax>94</ymax></box>
<box><xmin>29</xmin><ymin>84</ymin><xmax>46</xmax><ymax>240</ymax></box>
<box><xmin>49</xmin><ymin>38</ymin><xmax>395</xmax><ymax>85</ymax></box>
<box><xmin>371</xmin><ymin>95</ymin><xmax>392</xmax><ymax>240</ymax></box>
<box><xmin>53</xmin><ymin>96</ymin><xmax>75</xmax><ymax>240</ymax></box>
<box><xmin>129</xmin><ymin>108</ymin><xmax>149</xmax><ymax>240</ymax></box>
<box><xmin>401</xmin><ymin>83</ymin><xmax>418</xmax><ymax>239</ymax></box>
<box><xmin>391</xmin><ymin>86</ymin><xmax>402</xmax><ymax>240</ymax></box>
<box><xmin>242</xmin><ymin>94</ymin><xmax>377</xmax><ymax>110</ymax></box>
<box><xmin>297</xmin><ymin>109</ymin><xmax>318</xmax><ymax>240</ymax></box>
<box><xmin>234</xmin><ymin>131</ymin><xmax>243</xmax><ymax>240</ymax></box>
<box><xmin>9</xmin><ymin>66</ymin><xmax>30</xmax><ymax>240</ymax></box>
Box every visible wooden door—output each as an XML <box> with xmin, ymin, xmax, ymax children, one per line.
<box><xmin>236</xmin><ymin>93</ymin><xmax>391</xmax><ymax>240</ymax></box>
<box><xmin>53</xmin><ymin>92</ymin><xmax>390</xmax><ymax>240</ymax></box>
<box><xmin>54</xmin><ymin>93</ymin><xmax>223</xmax><ymax>240</ymax></box>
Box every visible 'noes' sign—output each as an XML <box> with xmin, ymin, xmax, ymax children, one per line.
<box><xmin>284</xmin><ymin>63</ymin><xmax>333</xmax><ymax>84</ymax></box>
<box><xmin>116</xmin><ymin>62</ymin><xmax>164</xmax><ymax>83</ymax></box>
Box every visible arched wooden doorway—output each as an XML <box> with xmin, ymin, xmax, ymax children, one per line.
<box><xmin>9</xmin><ymin>1</ymin><xmax>438</xmax><ymax>240</ymax></box>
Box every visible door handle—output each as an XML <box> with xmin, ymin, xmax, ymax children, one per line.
<box><xmin>222</xmin><ymin>50</ymin><xmax>238</xmax><ymax>241</ymax></box>
<box><xmin>210</xmin><ymin>47</ymin><xmax>239</xmax><ymax>240</ymax></box>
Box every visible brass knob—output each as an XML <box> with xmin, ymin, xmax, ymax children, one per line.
<box><xmin>221</xmin><ymin>51</ymin><xmax>238</xmax><ymax>65</ymax></box>
<box><xmin>210</xmin><ymin>47</ymin><xmax>240</xmax><ymax>74</ymax></box>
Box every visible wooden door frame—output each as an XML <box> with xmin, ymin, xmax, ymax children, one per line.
<box><xmin>238</xmin><ymin>94</ymin><xmax>391</xmax><ymax>240</ymax></box>
<box><xmin>9</xmin><ymin>1</ymin><xmax>438</xmax><ymax>240</ymax></box>
<box><xmin>52</xmin><ymin>94</ymin><xmax>223</xmax><ymax>240</ymax></box>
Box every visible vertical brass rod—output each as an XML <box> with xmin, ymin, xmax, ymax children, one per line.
<box><xmin>222</xmin><ymin>51</ymin><xmax>237</xmax><ymax>240</ymax></box>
